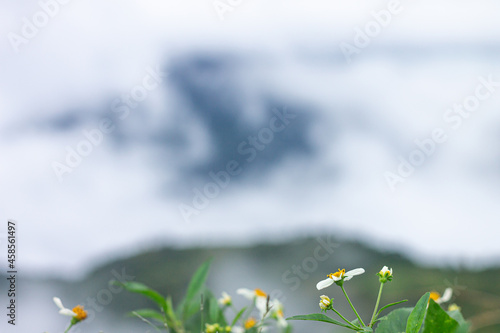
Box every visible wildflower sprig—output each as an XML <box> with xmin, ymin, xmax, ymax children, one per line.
<box><xmin>291</xmin><ymin>265</ymin><xmax>396</xmax><ymax>331</ymax></box>
<box><xmin>287</xmin><ymin>264</ymin><xmax>470</xmax><ymax>332</ymax></box>
<box><xmin>316</xmin><ymin>267</ymin><xmax>366</xmax><ymax>327</ymax></box>
<box><xmin>53</xmin><ymin>297</ymin><xmax>87</xmax><ymax>333</ymax></box>
<box><xmin>369</xmin><ymin>266</ymin><xmax>394</xmax><ymax>326</ymax></box>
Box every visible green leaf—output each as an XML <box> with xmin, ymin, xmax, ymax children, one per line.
<box><xmin>165</xmin><ymin>296</ymin><xmax>178</xmax><ymax>322</ymax></box>
<box><xmin>422</xmin><ymin>300</ymin><xmax>459</xmax><ymax>333</ymax></box>
<box><xmin>183</xmin><ymin>297</ymin><xmax>201</xmax><ymax>319</ymax></box>
<box><xmin>406</xmin><ymin>292</ymin><xmax>430</xmax><ymax>333</ymax></box>
<box><xmin>127</xmin><ymin>309</ymin><xmax>165</xmax><ymax>323</ymax></box>
<box><xmin>178</xmin><ymin>259</ymin><xmax>212</xmax><ymax>319</ymax></box>
<box><xmin>376</xmin><ymin>300</ymin><xmax>408</xmax><ymax>318</ymax></box>
<box><xmin>185</xmin><ymin>259</ymin><xmax>212</xmax><ymax>301</ymax></box>
<box><xmin>375</xmin><ymin>307</ymin><xmax>412</xmax><ymax>333</ymax></box>
<box><xmin>231</xmin><ymin>306</ymin><xmax>247</xmax><ymax>327</ymax></box>
<box><xmin>114</xmin><ymin>281</ymin><xmax>167</xmax><ymax>310</ymax></box>
<box><xmin>447</xmin><ymin>309</ymin><xmax>471</xmax><ymax>333</ymax></box>
<box><xmin>129</xmin><ymin>311</ymin><xmax>162</xmax><ymax>331</ymax></box>
<box><xmin>286</xmin><ymin>313</ymin><xmax>356</xmax><ymax>330</ymax></box>
<box><xmin>209</xmin><ymin>294</ymin><xmax>220</xmax><ymax>323</ymax></box>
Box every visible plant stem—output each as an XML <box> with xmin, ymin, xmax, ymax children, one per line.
<box><xmin>64</xmin><ymin>323</ymin><xmax>73</xmax><ymax>333</ymax></box>
<box><xmin>330</xmin><ymin>308</ymin><xmax>361</xmax><ymax>329</ymax></box>
<box><xmin>370</xmin><ymin>283</ymin><xmax>384</xmax><ymax>326</ymax></box>
<box><xmin>341</xmin><ymin>285</ymin><xmax>365</xmax><ymax>327</ymax></box>
<box><xmin>200</xmin><ymin>294</ymin><xmax>204</xmax><ymax>333</ymax></box>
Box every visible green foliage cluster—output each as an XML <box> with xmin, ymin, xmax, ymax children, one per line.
<box><xmin>113</xmin><ymin>259</ymin><xmax>291</xmax><ymax>333</ymax></box>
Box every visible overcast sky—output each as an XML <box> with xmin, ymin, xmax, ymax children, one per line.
<box><xmin>1</xmin><ymin>0</ymin><xmax>500</xmax><ymax>279</ymax></box>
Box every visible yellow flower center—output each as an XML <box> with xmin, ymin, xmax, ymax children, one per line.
<box><xmin>254</xmin><ymin>288</ymin><xmax>267</xmax><ymax>297</ymax></box>
<box><xmin>429</xmin><ymin>291</ymin><xmax>441</xmax><ymax>301</ymax></box>
<box><xmin>277</xmin><ymin>309</ymin><xmax>284</xmax><ymax>318</ymax></box>
<box><xmin>328</xmin><ymin>269</ymin><xmax>345</xmax><ymax>279</ymax></box>
<box><xmin>221</xmin><ymin>295</ymin><xmax>231</xmax><ymax>305</ymax></box>
<box><xmin>72</xmin><ymin>305</ymin><xmax>87</xmax><ymax>321</ymax></box>
<box><xmin>244</xmin><ymin>317</ymin><xmax>257</xmax><ymax>329</ymax></box>
<box><xmin>205</xmin><ymin>323</ymin><xmax>222</xmax><ymax>333</ymax></box>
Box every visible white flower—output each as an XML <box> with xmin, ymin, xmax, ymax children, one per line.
<box><xmin>277</xmin><ymin>314</ymin><xmax>288</xmax><ymax>328</ymax></box>
<box><xmin>237</xmin><ymin>288</ymin><xmax>268</xmax><ymax>317</ymax></box>
<box><xmin>319</xmin><ymin>295</ymin><xmax>331</xmax><ymax>310</ymax></box>
<box><xmin>316</xmin><ymin>268</ymin><xmax>365</xmax><ymax>290</ymax></box>
<box><xmin>430</xmin><ymin>288</ymin><xmax>453</xmax><ymax>304</ymax></box>
<box><xmin>231</xmin><ymin>326</ymin><xmax>244</xmax><ymax>333</ymax></box>
<box><xmin>53</xmin><ymin>297</ymin><xmax>87</xmax><ymax>322</ymax></box>
<box><xmin>53</xmin><ymin>297</ymin><xmax>77</xmax><ymax>317</ymax></box>
<box><xmin>255</xmin><ymin>297</ymin><xmax>268</xmax><ymax>317</ymax></box>
<box><xmin>379</xmin><ymin>266</ymin><xmax>392</xmax><ymax>276</ymax></box>
<box><xmin>237</xmin><ymin>288</ymin><xmax>267</xmax><ymax>300</ymax></box>
<box><xmin>218</xmin><ymin>291</ymin><xmax>232</xmax><ymax>306</ymax></box>
<box><xmin>269</xmin><ymin>299</ymin><xmax>288</xmax><ymax>327</ymax></box>
<box><xmin>378</xmin><ymin>266</ymin><xmax>393</xmax><ymax>283</ymax></box>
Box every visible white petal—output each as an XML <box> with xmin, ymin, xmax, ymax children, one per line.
<box><xmin>344</xmin><ymin>275</ymin><xmax>353</xmax><ymax>281</ymax></box>
<box><xmin>59</xmin><ymin>309</ymin><xmax>77</xmax><ymax>317</ymax></box>
<box><xmin>236</xmin><ymin>288</ymin><xmax>254</xmax><ymax>300</ymax></box>
<box><xmin>278</xmin><ymin>316</ymin><xmax>288</xmax><ymax>327</ymax></box>
<box><xmin>53</xmin><ymin>297</ymin><xmax>64</xmax><ymax>310</ymax></box>
<box><xmin>345</xmin><ymin>268</ymin><xmax>365</xmax><ymax>277</ymax></box>
<box><xmin>256</xmin><ymin>297</ymin><xmax>268</xmax><ymax>317</ymax></box>
<box><xmin>269</xmin><ymin>299</ymin><xmax>281</xmax><ymax>311</ymax></box>
<box><xmin>441</xmin><ymin>288</ymin><xmax>453</xmax><ymax>302</ymax></box>
<box><xmin>232</xmin><ymin>327</ymin><xmax>244</xmax><ymax>333</ymax></box>
<box><xmin>316</xmin><ymin>278</ymin><xmax>334</xmax><ymax>290</ymax></box>
<box><xmin>381</xmin><ymin>266</ymin><xmax>389</xmax><ymax>272</ymax></box>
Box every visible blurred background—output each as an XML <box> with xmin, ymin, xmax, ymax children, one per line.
<box><xmin>1</xmin><ymin>0</ymin><xmax>500</xmax><ymax>332</ymax></box>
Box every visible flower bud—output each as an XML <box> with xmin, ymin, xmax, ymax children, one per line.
<box><xmin>377</xmin><ymin>266</ymin><xmax>393</xmax><ymax>283</ymax></box>
<box><xmin>319</xmin><ymin>295</ymin><xmax>332</xmax><ymax>311</ymax></box>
